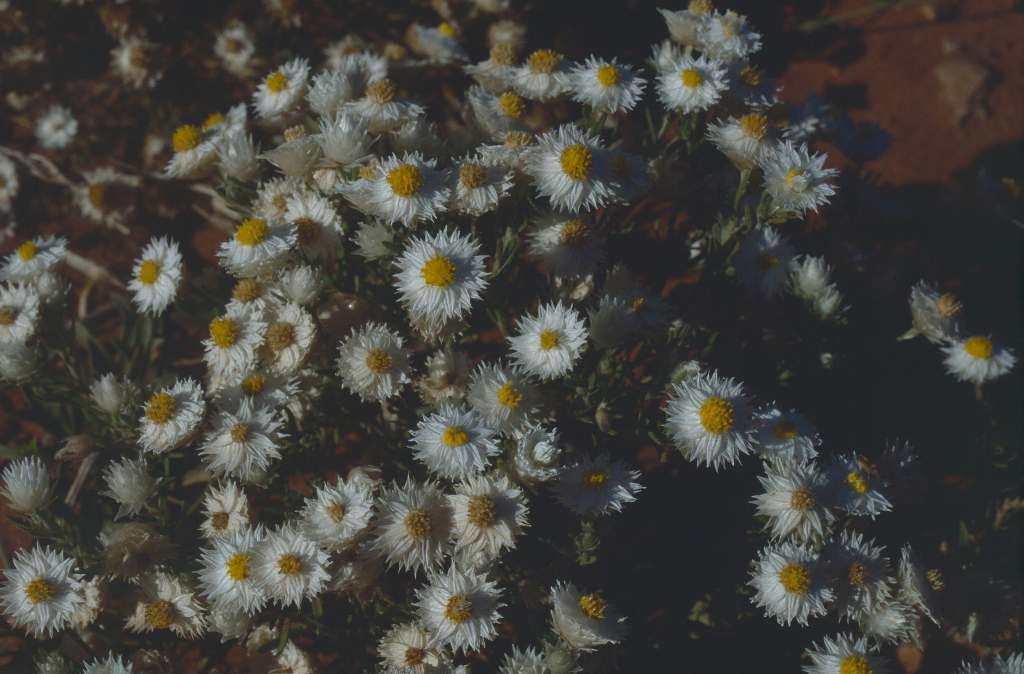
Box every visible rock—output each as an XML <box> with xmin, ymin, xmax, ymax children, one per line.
<box><xmin>934</xmin><ymin>57</ymin><xmax>993</xmax><ymax>124</ymax></box>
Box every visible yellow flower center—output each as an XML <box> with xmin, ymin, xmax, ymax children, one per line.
<box><xmin>88</xmin><ymin>183</ymin><xmax>110</xmax><ymax>211</ymax></box>
<box><xmin>778</xmin><ymin>563</ymin><xmax>811</xmax><ymax>594</ymax></box>
<box><xmin>698</xmin><ymin>397</ymin><xmax>734</xmax><ymax>434</ymax></box>
<box><xmin>756</xmin><ymin>251</ymin><xmax>779</xmax><ymax>272</ymax></box>
<box><xmin>225</xmin><ymin>552</ymin><xmax>251</xmax><ymax>581</ymax></box>
<box><xmin>688</xmin><ymin>0</ymin><xmax>714</xmax><ymax>15</ymax></box>
<box><xmin>740</xmin><ymin>113</ymin><xmax>770</xmax><ymax>141</ymax></box>
<box><xmin>460</xmin><ymin>162</ymin><xmax>489</xmax><ymax>190</ymax></box>
<box><xmin>145</xmin><ymin>392</ymin><xmax>177</xmax><ymax>425</ymax></box>
<box><xmin>444</xmin><ymin>593</ymin><xmax>474</xmax><ymax>624</ymax></box>
<box><xmin>527</xmin><ymin>48</ymin><xmax>561</xmax><ymax>75</ymax></box>
<box><xmin>467</xmin><ymin>494</ymin><xmax>498</xmax><ymax>527</ymax></box>
<box><xmin>579</xmin><ymin>465</ymin><xmax>611</xmax><ymax>492</ymax></box>
<box><xmin>24</xmin><ymin>577</ymin><xmax>54</xmax><ymax>604</ymax></box>
<box><xmin>539</xmin><ymin>329</ymin><xmax>561</xmax><ymax>350</ymax></box>
<box><xmin>203</xmin><ymin>112</ymin><xmax>226</xmax><ymax>131</ymax></box>
<box><xmin>138</xmin><ymin>259</ymin><xmax>161</xmax><ymax>285</ymax></box>
<box><xmin>0</xmin><ymin>305</ymin><xmax>19</xmax><ymax>325</ymax></box>
<box><xmin>847</xmin><ymin>562</ymin><xmax>868</xmax><ymax>586</ymax></box>
<box><xmin>497</xmin><ymin>382</ymin><xmax>521</xmax><ymax>408</ymax></box>
<box><xmin>292</xmin><ymin>217</ymin><xmax>318</xmax><ymax>247</ymax></box>
<box><xmin>386</xmin><ymin>163</ymin><xmax>424</xmax><ymax>198</ymax></box>
<box><xmin>210</xmin><ymin>317</ymin><xmax>239</xmax><ymax>349</ymax></box>
<box><xmin>846</xmin><ymin>472</ymin><xmax>868</xmax><ymax>495</ymax></box>
<box><xmin>326</xmin><ymin>501</ymin><xmax>345</xmax><ymax>523</ymax></box>
<box><xmin>596</xmin><ymin>64</ymin><xmax>620</xmax><ymax>87</ymax></box>
<box><xmin>504</xmin><ymin>131</ymin><xmax>532</xmax><ymax>147</ymax></box>
<box><xmin>284</xmin><ymin>125</ymin><xmax>306</xmax><ymax>142</ymax></box>
<box><xmin>265</xmin><ymin>71</ymin><xmax>288</xmax><ymax>94</ymax></box>
<box><xmin>789</xmin><ymin>487</ymin><xmax>816</xmax><ymax>511</ymax></box>
<box><xmin>785</xmin><ymin>168</ymin><xmax>806</xmax><ymax>190</ymax></box>
<box><xmin>276</xmin><ymin>553</ymin><xmax>303</xmax><ymax>575</ymax></box>
<box><xmin>366</xmin><ymin>79</ymin><xmax>396</xmax><ymax>104</ymax></box>
<box><xmin>173</xmin><ymin>125</ymin><xmax>203</xmax><ymax>153</ymax></box>
<box><xmin>680</xmin><ymin>68</ymin><xmax>704</xmax><ymax>88</ymax></box>
<box><xmin>17</xmin><ymin>240</ymin><xmax>37</xmax><ymax>261</ymax></box>
<box><xmin>235</xmin><ymin>218</ymin><xmax>271</xmax><ymax>247</ymax></box>
<box><xmin>769</xmin><ymin>419</ymin><xmax>799</xmax><ymax>441</ymax></box>
<box><xmin>964</xmin><ymin>336</ymin><xmax>993</xmax><ymax>360</ymax></box>
<box><xmin>232</xmin><ymin>279</ymin><xmax>261</xmax><ymax>304</ymax></box>
<box><xmin>211</xmin><ymin>512</ymin><xmax>230</xmax><ymax>531</ymax></box>
<box><xmin>739</xmin><ymin>66</ymin><xmax>762</xmax><ymax>87</ymax></box>
<box><xmin>926</xmin><ymin>569</ymin><xmax>944</xmax><ymax>592</ymax></box>
<box><xmin>936</xmin><ymin>293</ymin><xmax>962</xmax><ymax>318</ymax></box>
<box><xmin>839</xmin><ymin>655</ymin><xmax>872</xmax><ymax>674</ymax></box>
<box><xmin>559</xmin><ymin>219</ymin><xmax>590</xmax><ymax>247</ymax></box>
<box><xmin>421</xmin><ymin>253</ymin><xmax>457</xmax><ymax>288</ymax></box>
<box><xmin>404</xmin><ymin>509</ymin><xmax>434</xmax><ymax>539</ymax></box>
<box><xmin>240</xmin><ymin>374</ymin><xmax>265</xmax><ymax>396</ymax></box>
<box><xmin>358</xmin><ymin>164</ymin><xmax>378</xmax><ymax>180</ymax></box>
<box><xmin>230</xmin><ymin>423</ymin><xmax>249</xmax><ymax>443</ymax></box>
<box><xmin>264</xmin><ymin>321</ymin><xmax>295</xmax><ymax>352</ymax></box>
<box><xmin>438</xmin><ymin>22</ymin><xmax>460</xmax><ymax>38</ymax></box>
<box><xmin>498</xmin><ymin>91</ymin><xmax>525</xmax><ymax>120</ymax></box>
<box><xmin>490</xmin><ymin>44</ymin><xmax>515</xmax><ymax>65</ymax></box>
<box><xmin>579</xmin><ymin>593</ymin><xmax>606</xmax><ymax>619</ymax></box>
<box><xmin>442</xmin><ymin>426</ymin><xmax>469</xmax><ymax>447</ymax></box>
<box><xmin>559</xmin><ymin>144</ymin><xmax>594</xmax><ymax>181</ymax></box>
<box><xmin>144</xmin><ymin>599</ymin><xmax>175</xmax><ymax>629</ymax></box>
<box><xmin>365</xmin><ymin>348</ymin><xmax>393</xmax><ymax>374</ymax></box>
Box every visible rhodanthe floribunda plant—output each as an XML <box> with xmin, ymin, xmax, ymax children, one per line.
<box><xmin>0</xmin><ymin>3</ymin><xmax>1016</xmax><ymax>674</ymax></box>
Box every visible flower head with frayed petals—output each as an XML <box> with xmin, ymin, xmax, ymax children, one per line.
<box><xmin>362</xmin><ymin>152</ymin><xmax>449</xmax><ymax>226</ymax></box>
<box><xmin>804</xmin><ymin>633</ymin><xmax>891</xmax><ymax>674</ymax></box>
<box><xmin>941</xmin><ymin>335</ymin><xmax>1016</xmax><ymax>387</ymax></box>
<box><xmin>394</xmin><ymin>228</ymin><xmax>488</xmax><ymax>327</ymax></box>
<box><xmin>252</xmin><ymin>523</ymin><xmax>330</xmax><ymax>608</ymax></box>
<box><xmin>0</xmin><ymin>235</ymin><xmax>66</xmax><ymax>283</ymax></box>
<box><xmin>735</xmin><ymin>226</ymin><xmax>796</xmax><ymax>300</ymax></box>
<box><xmin>414</xmin><ymin>564</ymin><xmax>505</xmax><ymax>655</ymax></box>
<box><xmin>217</xmin><ymin>217</ymin><xmax>296</xmax><ymax>279</ymax></box>
<box><xmin>550</xmin><ymin>581</ymin><xmax>626</xmax><ymax>652</ymax></box>
<box><xmin>336</xmin><ymin>322</ymin><xmax>412</xmax><ymax>402</ymax></box>
<box><xmin>508</xmin><ymin>301</ymin><xmax>588</xmax><ymax>379</ymax></box>
<box><xmin>568</xmin><ymin>56</ymin><xmax>646</xmax><ymax>114</ymax></box>
<box><xmin>824</xmin><ymin>530</ymin><xmax>894</xmax><ymax>621</ymax></box>
<box><xmin>138</xmin><ymin>378</ymin><xmax>206</xmax><ymax>454</ymax></box>
<box><xmin>751</xmin><ymin>458</ymin><xmax>834</xmax><ymax>543</ymax></box>
<box><xmin>749</xmin><ymin>541</ymin><xmax>833</xmax><ymax>626</ymax></box>
<box><xmin>525</xmin><ymin>124</ymin><xmax>618</xmax><ymax>213</ymax></box>
<box><xmin>199</xmin><ymin>399</ymin><xmax>286</xmax><ymax>482</ymax></box>
<box><xmin>449</xmin><ymin>473</ymin><xmax>529</xmax><ymax>558</ymax></box>
<box><xmin>827</xmin><ymin>454</ymin><xmax>891</xmax><ymax>519</ymax></box>
<box><xmin>467</xmin><ymin>361</ymin><xmax>540</xmax><ymax>437</ymax></box>
<box><xmin>300</xmin><ymin>478</ymin><xmax>374</xmax><ymax>552</ymax></box>
<box><xmin>410</xmin><ymin>405</ymin><xmax>500</xmax><ymax>480</ymax></box>
<box><xmin>552</xmin><ymin>453</ymin><xmax>643</xmax><ymax>517</ymax></box>
<box><xmin>369</xmin><ymin>477</ymin><xmax>453</xmax><ymax>574</ymax></box>
<box><xmin>0</xmin><ymin>456</ymin><xmax>53</xmax><ymax>513</ymax></box>
<box><xmin>0</xmin><ymin>544</ymin><xmax>84</xmax><ymax>638</ymax></box>
<box><xmin>762</xmin><ymin>141</ymin><xmax>839</xmax><ymax>216</ymax></box>
<box><xmin>197</xmin><ymin>525</ymin><xmax>267</xmax><ymax>614</ymax></box>
<box><xmin>253</xmin><ymin>58</ymin><xmax>309</xmax><ymax>123</ymax></box>
<box><xmin>663</xmin><ymin>370</ymin><xmax>756</xmax><ymax>470</ymax></box>
<box><xmin>128</xmin><ymin>236</ymin><xmax>184</xmax><ymax>316</ymax></box>
<box><xmin>125</xmin><ymin>572</ymin><xmax>207</xmax><ymax>639</ymax></box>
<box><xmin>656</xmin><ymin>53</ymin><xmax>728</xmax><ymax>114</ymax></box>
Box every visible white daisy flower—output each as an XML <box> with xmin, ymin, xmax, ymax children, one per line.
<box><xmin>213</xmin><ymin>369</ymin><xmax>298</xmax><ymax>413</ymax></box>
<box><xmin>336</xmin><ymin>322</ymin><xmax>412</xmax><ymax>402</ymax></box>
<box><xmin>499</xmin><ymin>646</ymin><xmax>547</xmax><ymax>674</ymax></box>
<box><xmin>203</xmin><ymin>304</ymin><xmax>266</xmax><ymax>379</ymax></box>
<box><xmin>344</xmin><ymin>79</ymin><xmax>424</xmax><ymax>134</ymax></box>
<box><xmin>413</xmin><ymin>564</ymin><xmax>504</xmax><ymax>655</ymax></box>
<box><xmin>658</xmin><ymin>3</ymin><xmax>714</xmax><ymax>47</ymax></box>
<box><xmin>252</xmin><ymin>523</ymin><xmax>330</xmax><ymax>607</ymax></box>
<box><xmin>73</xmin><ymin>167</ymin><xmax>140</xmax><ymax>230</ymax></box>
<box><xmin>525</xmin><ymin>124</ymin><xmax>618</xmax><ymax>213</ymax></box>
<box><xmin>300</xmin><ymin>478</ymin><xmax>374</xmax><ymax>552</ymax></box>
<box><xmin>0</xmin><ymin>283</ymin><xmax>39</xmax><ymax>347</ymax></box>
<box><xmin>466</xmin><ymin>85</ymin><xmax>530</xmax><ymax>141</ymax></box>
<box><xmin>699</xmin><ymin>10</ymin><xmax>763</xmax><ymax>62</ymax></box>
<box><xmin>508</xmin><ymin>425</ymin><xmax>562</xmax><ymax>489</ymax></box>
<box><xmin>512</xmin><ymin>48</ymin><xmax>572</xmax><ymax>102</ymax></box>
<box><xmin>253</xmin><ymin>58</ymin><xmax>310</xmax><ymax>123</ymax></box>
<box><xmin>588</xmin><ymin>295</ymin><xmax>632</xmax><ymax>349</ymax></box>
<box><xmin>276</xmin><ymin>265</ymin><xmax>325</xmax><ymax>306</ymax></box>
<box><xmin>858</xmin><ymin>596</ymin><xmax>915</xmax><ymax>647</ymax></box>
<box><xmin>307</xmin><ymin>69</ymin><xmax>355</xmax><ymax>117</ymax></box>
<box><xmin>941</xmin><ymin>335</ymin><xmax>1017</xmax><ymax>387</ymax></box>
<box><xmin>217</xmin><ymin>217</ymin><xmax>296</xmax><ymax>278</ymax></box>
<box><xmin>650</xmin><ymin>38</ymin><xmax>685</xmax><ymax>72</ymax></box>
<box><xmin>377</xmin><ymin>621</ymin><xmax>444</xmax><ymax>674</ymax></box>
<box><xmin>410</xmin><ymin>404</ymin><xmax>500</xmax><ymax>480</ymax></box>
<box><xmin>804</xmin><ymin>633</ymin><xmax>890</xmax><ymax>674</ymax></box>
<box><xmin>81</xmin><ymin>655</ymin><xmax>131</xmax><ymax>674</ymax></box>
<box><xmin>827</xmin><ymin>454</ymin><xmax>892</xmax><ymax>519</ymax></box>
<box><xmin>463</xmin><ymin>44</ymin><xmax>518</xmax><ymax>94</ymax></box>
<box><xmin>110</xmin><ymin>35</ymin><xmax>164</xmax><ymax>90</ymax></box>
<box><xmin>35</xmin><ymin>105</ymin><xmax>77</xmax><ymax>150</ymax></box>
<box><xmin>125</xmin><ymin>572</ymin><xmax>206</xmax><ymax>639</ymax></box>
<box><xmin>255</xmin><ymin>176</ymin><xmax>308</xmax><ymax>222</ymax></box>
<box><xmin>527</xmin><ymin>210</ymin><xmax>605</xmax><ymax>278</ymax></box>
<box><xmin>138</xmin><ymin>378</ymin><xmax>206</xmax><ymax>454</ymax></box>
<box><xmin>791</xmin><ymin>255</ymin><xmax>845</xmax><ymax>318</ymax></box>
<box><xmin>825</xmin><ymin>530</ymin><xmax>893</xmax><ymax>621</ymax></box>
<box><xmin>90</xmin><ymin>373</ymin><xmax>140</xmax><ymax>415</ymax></box>
<box><xmin>753</xmin><ymin>406</ymin><xmax>820</xmax><ymax>463</ymax></box>
<box><xmin>707</xmin><ymin>111</ymin><xmax>775</xmax><ymax>170</ymax></box>
<box><xmin>447</xmin><ymin>155</ymin><xmax>513</xmax><ymax>217</ymax></box>
<box><xmin>164</xmin><ymin>123</ymin><xmax>220</xmax><ymax>179</ymax></box>
<box><xmin>663</xmin><ymin>369</ymin><xmax>756</xmax><ymax>470</ymax></box>
<box><xmin>748</xmin><ymin>541</ymin><xmax>834</xmax><ymax>626</ymax></box>
<box><xmin>100</xmin><ymin>456</ymin><xmax>162</xmax><ymax>520</ymax></box>
<box><xmin>467</xmin><ymin>361</ymin><xmax>540</xmax><ymax>437</ymax></box>
<box><xmin>260</xmin><ymin>302</ymin><xmax>317</xmax><ymax>376</ymax></box>
<box><xmin>906</xmin><ymin>280</ymin><xmax>966</xmax><ymax>344</ymax></box>
<box><xmin>369</xmin><ymin>477</ymin><xmax>453</xmax><ymax>574</ymax></box>
<box><xmin>394</xmin><ymin>228</ymin><xmax>489</xmax><ymax>326</ymax></box>
<box><xmin>363</xmin><ymin>152</ymin><xmax>449</xmax><ymax>226</ymax></box>
<box><xmin>214</xmin><ymin>22</ymin><xmax>256</xmax><ymax>75</ymax></box>
<box><xmin>0</xmin><ymin>544</ymin><xmax>84</xmax><ymax>638</ymax></box>
<box><xmin>224</xmin><ymin>276</ymin><xmax>279</xmax><ymax>317</ymax></box>
<box><xmin>896</xmin><ymin>544</ymin><xmax>942</xmax><ymax>626</ymax></box>
<box><xmin>449</xmin><ymin>473</ymin><xmax>529</xmax><ymax>559</ymax></box>
<box><xmin>417</xmin><ymin>348</ymin><xmax>473</xmax><ymax>405</ymax></box>
<box><xmin>552</xmin><ymin>453</ymin><xmax>643</xmax><ymax>517</ymax></box>
<box><xmin>550</xmin><ymin>581</ymin><xmax>626</xmax><ymax>651</ymax></box>
<box><xmin>509</xmin><ymin>301</ymin><xmax>588</xmax><ymax>379</ymax></box>
<box><xmin>656</xmin><ymin>54</ymin><xmax>728</xmax><ymax>113</ymax></box>
<box><xmin>0</xmin><ymin>456</ymin><xmax>52</xmax><ymax>513</ymax></box>
<box><xmin>751</xmin><ymin>459</ymin><xmax>834</xmax><ymax>543</ymax></box>
<box><xmin>197</xmin><ymin>525</ymin><xmax>267</xmax><ymax>614</ymax></box>
<box><xmin>200</xmin><ymin>400</ymin><xmax>286</xmax><ymax>482</ymax></box>
<box><xmin>735</xmin><ymin>226</ymin><xmax>796</xmax><ymax>300</ymax></box>
<box><xmin>127</xmin><ymin>236</ymin><xmax>184</xmax><ymax>316</ymax></box>
<box><xmin>762</xmin><ymin>141</ymin><xmax>839</xmax><ymax>215</ymax></box>
<box><xmin>0</xmin><ymin>236</ymin><xmax>67</xmax><ymax>283</ymax></box>
<box><xmin>569</xmin><ymin>57</ymin><xmax>646</xmax><ymax>114</ymax></box>
<box><xmin>315</xmin><ymin>110</ymin><xmax>373</xmax><ymax>167</ymax></box>
<box><xmin>200</xmin><ymin>481</ymin><xmax>254</xmax><ymax>540</ymax></box>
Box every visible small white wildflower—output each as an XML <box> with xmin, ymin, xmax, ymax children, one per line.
<box><xmin>100</xmin><ymin>457</ymin><xmax>162</xmax><ymax>520</ymax></box>
<box><xmin>336</xmin><ymin>322</ymin><xmax>412</xmax><ymax>402</ymax></box>
<box><xmin>509</xmin><ymin>302</ymin><xmax>588</xmax><ymax>379</ymax></box>
<box><xmin>0</xmin><ymin>456</ymin><xmax>53</xmax><ymax>513</ymax></box>
<box><xmin>550</xmin><ymin>581</ymin><xmax>626</xmax><ymax>651</ymax></box>
<box><xmin>35</xmin><ymin>105</ymin><xmax>78</xmax><ymax>150</ymax></box>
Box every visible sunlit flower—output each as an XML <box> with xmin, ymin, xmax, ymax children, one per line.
<box><xmin>394</xmin><ymin>227</ymin><xmax>488</xmax><ymax>327</ymax></box>
<box><xmin>411</xmin><ymin>404</ymin><xmax>500</xmax><ymax>480</ymax></box>
<box><xmin>200</xmin><ymin>399</ymin><xmax>286</xmax><ymax>482</ymax></box>
<box><xmin>345</xmin><ymin>78</ymin><xmax>424</xmax><ymax>134</ymax></box>
<box><xmin>803</xmin><ymin>633</ymin><xmax>890</xmax><ymax>674</ymax></box>
<box><xmin>0</xmin><ymin>235</ymin><xmax>67</xmax><ymax>283</ymax></box>
<box><xmin>138</xmin><ymin>378</ymin><xmax>206</xmax><ymax>454</ymax></box>
<box><xmin>336</xmin><ymin>322</ymin><xmax>412</xmax><ymax>402</ymax></box>
<box><xmin>414</xmin><ymin>564</ymin><xmax>504</xmax><ymax>654</ymax></box>
<box><xmin>656</xmin><ymin>53</ymin><xmax>728</xmax><ymax>113</ymax></box>
<box><xmin>569</xmin><ymin>56</ymin><xmax>646</xmax><ymax>114</ymax></box>
<box><xmin>300</xmin><ymin>477</ymin><xmax>374</xmax><ymax>552</ymax></box>
<box><xmin>762</xmin><ymin>141</ymin><xmax>838</xmax><ymax>215</ymax></box>
<box><xmin>941</xmin><ymin>335</ymin><xmax>1016</xmax><ymax>387</ymax></box>
<box><xmin>197</xmin><ymin>525</ymin><xmax>267</xmax><ymax>614</ymax></box>
<box><xmin>450</xmin><ymin>473</ymin><xmax>528</xmax><ymax>559</ymax></box>
<box><xmin>749</xmin><ymin>541</ymin><xmax>833</xmax><ymax>626</ymax></box>
<box><xmin>0</xmin><ymin>544</ymin><xmax>84</xmax><ymax>637</ymax></box>
<box><xmin>217</xmin><ymin>217</ymin><xmax>296</xmax><ymax>278</ymax></box>
<box><xmin>508</xmin><ymin>301</ymin><xmax>588</xmax><ymax>379</ymax></box>
<box><xmin>467</xmin><ymin>361</ymin><xmax>540</xmax><ymax>437</ymax></box>
<box><xmin>551</xmin><ymin>581</ymin><xmax>626</xmax><ymax>651</ymax></box>
<box><xmin>253</xmin><ymin>58</ymin><xmax>310</xmax><ymax>123</ymax></box>
<box><xmin>252</xmin><ymin>523</ymin><xmax>330</xmax><ymax>607</ymax></box>
<box><xmin>377</xmin><ymin>621</ymin><xmax>444</xmax><ymax>674</ymax></box>
<box><xmin>663</xmin><ymin>370</ymin><xmax>756</xmax><ymax>470</ymax></box>
<box><xmin>128</xmin><ymin>236</ymin><xmax>184</xmax><ymax>316</ymax></box>
<box><xmin>752</xmin><ymin>459</ymin><xmax>834</xmax><ymax>542</ymax></box>
<box><xmin>362</xmin><ymin>152</ymin><xmax>449</xmax><ymax>226</ymax></box>
<box><xmin>125</xmin><ymin>572</ymin><xmax>206</xmax><ymax>639</ymax></box>
<box><xmin>512</xmin><ymin>48</ymin><xmax>572</xmax><ymax>102</ymax></box>
<box><xmin>525</xmin><ymin>124</ymin><xmax>618</xmax><ymax>213</ymax></box>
